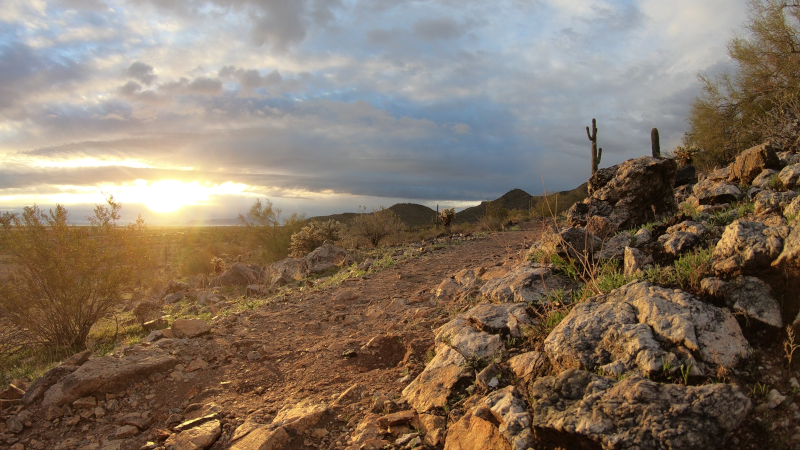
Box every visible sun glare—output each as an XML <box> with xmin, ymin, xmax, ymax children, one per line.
<box><xmin>122</xmin><ymin>180</ymin><xmax>249</xmax><ymax>213</ymax></box>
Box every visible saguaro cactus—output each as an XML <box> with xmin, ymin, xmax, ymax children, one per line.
<box><xmin>651</xmin><ymin>127</ymin><xmax>661</xmax><ymax>158</ymax></box>
<box><xmin>586</xmin><ymin>118</ymin><xmax>602</xmax><ymax>174</ymax></box>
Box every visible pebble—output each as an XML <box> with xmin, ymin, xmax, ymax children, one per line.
<box><xmin>247</xmin><ymin>351</ymin><xmax>261</xmax><ymax>361</ymax></box>
<box><xmin>6</xmin><ymin>416</ymin><xmax>24</xmax><ymax>434</ymax></box>
<box><xmin>115</xmin><ymin>425</ymin><xmax>139</xmax><ymax>439</ymax></box>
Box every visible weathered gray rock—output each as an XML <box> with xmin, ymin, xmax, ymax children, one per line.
<box><xmin>634</xmin><ymin>227</ymin><xmax>652</xmax><ymax>244</ymax></box>
<box><xmin>658</xmin><ymin>231</ymin><xmax>700</xmax><ymax>257</ymax></box>
<box><xmin>403</xmin><ymin>312</ymin><xmax>505</xmax><ymax>412</ymax></box>
<box><xmin>693</xmin><ymin>179</ymin><xmax>742</xmax><ymax>205</ymax></box>
<box><xmin>269</xmin><ymin>257</ymin><xmax>309</xmax><ymax>287</ymax></box>
<box><xmin>585</xmin><ymin>215</ymin><xmax>616</xmax><ymax>240</ymax></box>
<box><xmin>463</xmin><ymin>303</ymin><xmax>532</xmax><ymax>338</ymax></box>
<box><xmin>712</xmin><ymin>220</ymin><xmax>789</xmax><ymax>275</ymax></box>
<box><xmin>304</xmin><ymin>243</ymin><xmax>353</xmax><ymax>273</ymax></box>
<box><xmin>22</xmin><ymin>365</ymin><xmax>78</xmax><ymax>404</ymax></box>
<box><xmin>701</xmin><ymin>277</ymin><xmax>782</xmax><ymax>328</ymax></box>
<box><xmin>507</xmin><ymin>352</ymin><xmax>546</xmax><ymax>381</ymax></box>
<box><xmin>754</xmin><ymin>190</ymin><xmax>798</xmax><ymax>215</ymax></box>
<box><xmin>529</xmin><ymin>369</ymin><xmax>751</xmax><ymax>450</ymax></box>
<box><xmin>210</xmin><ymin>263</ymin><xmax>262</xmax><ymax>287</ymax></box>
<box><xmin>479</xmin><ymin>266</ymin><xmax>573</xmax><ymax>304</ymax></box>
<box><xmin>784</xmin><ymin>197</ymin><xmax>800</xmax><ymax>220</ymax></box>
<box><xmin>752</xmin><ymin>169</ymin><xmax>779</xmax><ymax>189</ymax></box>
<box><xmin>623</xmin><ymin>246</ymin><xmax>653</xmax><ymax>277</ymax></box>
<box><xmin>527</xmin><ymin>227</ymin><xmax>603</xmax><ymax>261</ymax></box>
<box><xmin>729</xmin><ymin>142</ymin><xmax>781</xmax><ymax>185</ymax></box>
<box><xmin>42</xmin><ymin>347</ymin><xmax>178</xmax><ymax>408</ymax></box>
<box><xmin>778</xmin><ymin>151</ymin><xmax>800</xmax><ymax>165</ymax></box>
<box><xmin>596</xmin><ymin>232</ymin><xmax>631</xmax><ymax>260</ymax></box>
<box><xmin>171</xmin><ymin>319</ymin><xmax>211</xmax><ymax>338</ymax></box>
<box><xmin>163</xmin><ymin>292</ymin><xmax>184</xmax><ymax>305</ymax></box>
<box><xmin>567</xmin><ymin>156</ymin><xmax>678</xmax><ymax>230</ymax></box>
<box><xmin>675</xmin><ymin>164</ymin><xmax>697</xmax><ymax>187</ymax></box>
<box><xmin>6</xmin><ymin>415</ymin><xmax>23</xmax><ymax>433</ymax></box>
<box><xmin>778</xmin><ymin>163</ymin><xmax>800</xmax><ymax>189</ymax></box>
<box><xmin>667</xmin><ymin>220</ymin><xmax>706</xmax><ymax>236</ymax></box>
<box><xmin>773</xmin><ymin>223</ymin><xmax>800</xmax><ymax>269</ymax></box>
<box><xmin>544</xmin><ymin>282</ymin><xmax>747</xmax><ymax>377</ymax></box>
<box><xmin>445</xmin><ymin>387</ymin><xmax>532</xmax><ymax>450</ymax></box>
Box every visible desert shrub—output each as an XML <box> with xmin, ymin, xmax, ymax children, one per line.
<box><xmin>440</xmin><ymin>208</ymin><xmax>455</xmax><ymax>231</ymax></box>
<box><xmin>0</xmin><ymin>198</ymin><xmax>151</xmax><ymax>350</ymax></box>
<box><xmin>479</xmin><ymin>201</ymin><xmax>509</xmax><ymax>231</ymax></box>
<box><xmin>769</xmin><ymin>174</ymin><xmax>786</xmax><ymax>191</ymax></box>
<box><xmin>238</xmin><ymin>198</ymin><xmax>306</xmax><ymax>263</ymax></box>
<box><xmin>180</xmin><ymin>250</ymin><xmax>213</xmax><ymax>276</ymax></box>
<box><xmin>348</xmin><ymin>206</ymin><xmax>405</xmax><ymax>247</ymax></box>
<box><xmin>289</xmin><ymin>220</ymin><xmax>342</xmax><ymax>257</ymax></box>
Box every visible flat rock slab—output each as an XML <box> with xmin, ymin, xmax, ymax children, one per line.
<box><xmin>172</xmin><ymin>319</ymin><xmax>212</xmax><ymax>338</ymax></box>
<box><xmin>544</xmin><ymin>281</ymin><xmax>747</xmax><ymax>377</ymax></box>
<box><xmin>712</xmin><ymin>220</ymin><xmax>788</xmax><ymax>275</ymax></box>
<box><xmin>42</xmin><ymin>347</ymin><xmax>178</xmax><ymax>408</ymax></box>
<box><xmin>464</xmin><ymin>303</ymin><xmax>532</xmax><ymax>338</ymax></box>
<box><xmin>529</xmin><ymin>369</ymin><xmax>751</xmax><ymax>450</ymax></box>
<box><xmin>479</xmin><ymin>266</ymin><xmax>573</xmax><ymax>304</ymax></box>
<box><xmin>444</xmin><ymin>387</ymin><xmax>531</xmax><ymax>450</ymax></box>
<box><xmin>165</xmin><ymin>419</ymin><xmax>221</xmax><ymax>449</ymax></box>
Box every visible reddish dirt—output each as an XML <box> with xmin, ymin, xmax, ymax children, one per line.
<box><xmin>4</xmin><ymin>226</ymin><xmax>543</xmax><ymax>450</ymax></box>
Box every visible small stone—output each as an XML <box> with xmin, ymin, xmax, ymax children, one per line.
<box><xmin>73</xmin><ymin>396</ymin><xmax>97</xmax><ymax>409</ymax></box>
<box><xmin>64</xmin><ymin>416</ymin><xmax>81</xmax><ymax>426</ymax></box>
<box><xmin>115</xmin><ymin>425</ymin><xmax>140</xmax><ymax>439</ymax></box>
<box><xmin>10</xmin><ymin>443</ymin><xmax>24</xmax><ymax>450</ymax></box>
<box><xmin>6</xmin><ymin>416</ymin><xmax>24</xmax><ymax>434</ymax></box>
<box><xmin>790</xmin><ymin>378</ymin><xmax>799</xmax><ymax>390</ymax></box>
<box><xmin>171</xmin><ymin>371</ymin><xmax>184</xmax><ymax>382</ymax></box>
<box><xmin>395</xmin><ymin>432</ymin><xmax>419</xmax><ymax>446</ymax></box>
<box><xmin>47</xmin><ymin>406</ymin><xmax>64</xmax><ymax>421</ymax></box>
<box><xmin>764</xmin><ymin>389</ymin><xmax>787</xmax><ymax>409</ymax></box>
<box><xmin>247</xmin><ymin>351</ymin><xmax>261</xmax><ymax>361</ymax></box>
<box><xmin>0</xmin><ymin>384</ymin><xmax>25</xmax><ymax>400</ymax></box>
<box><xmin>94</xmin><ymin>407</ymin><xmax>106</xmax><ymax>419</ymax></box>
<box><xmin>311</xmin><ymin>428</ymin><xmax>329</xmax><ymax>439</ymax></box>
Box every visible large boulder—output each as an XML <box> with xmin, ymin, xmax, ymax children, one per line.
<box><xmin>712</xmin><ymin>220</ymin><xmax>789</xmax><ymax>275</ymax></box>
<box><xmin>529</xmin><ymin>369</ymin><xmax>751</xmax><ymax>450</ymax></box>
<box><xmin>303</xmin><ymin>243</ymin><xmax>353</xmax><ymax>273</ymax></box>
<box><xmin>752</xmin><ymin>169</ymin><xmax>779</xmax><ymax>189</ymax></box>
<box><xmin>773</xmin><ymin>222</ymin><xmax>800</xmax><ymax>269</ymax></box>
<box><xmin>754</xmin><ymin>190</ymin><xmax>797</xmax><ymax>215</ymax></box>
<box><xmin>692</xmin><ymin>178</ymin><xmax>742</xmax><ymax>205</ymax></box>
<box><xmin>544</xmin><ymin>281</ymin><xmax>748</xmax><ymax>377</ymax></box>
<box><xmin>210</xmin><ymin>263</ymin><xmax>262</xmax><ymax>287</ymax></box>
<box><xmin>675</xmin><ymin>164</ymin><xmax>698</xmax><ymax>187</ymax></box>
<box><xmin>527</xmin><ymin>227</ymin><xmax>603</xmax><ymax>261</ymax></box>
<box><xmin>778</xmin><ymin>164</ymin><xmax>800</xmax><ymax>189</ymax></box>
<box><xmin>479</xmin><ymin>266</ymin><xmax>573</xmax><ymax>304</ymax></box>
<box><xmin>566</xmin><ymin>156</ymin><xmax>678</xmax><ymax>230</ymax></box>
<box><xmin>42</xmin><ymin>347</ymin><xmax>178</xmax><ymax>408</ymax></box>
<box><xmin>269</xmin><ymin>257</ymin><xmax>309</xmax><ymax>287</ymax></box>
<box><xmin>658</xmin><ymin>231</ymin><xmax>700</xmax><ymax>257</ymax></box>
<box><xmin>729</xmin><ymin>142</ymin><xmax>781</xmax><ymax>185</ymax></box>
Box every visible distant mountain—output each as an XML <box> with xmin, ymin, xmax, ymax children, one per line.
<box><xmin>307</xmin><ymin>203</ymin><xmax>438</xmax><ymax>228</ymax></box>
<box><xmin>454</xmin><ymin>184</ymin><xmax>588</xmax><ymax>224</ymax></box>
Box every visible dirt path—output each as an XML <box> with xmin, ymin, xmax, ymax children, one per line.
<box><xmin>9</xmin><ymin>227</ymin><xmax>543</xmax><ymax>450</ymax></box>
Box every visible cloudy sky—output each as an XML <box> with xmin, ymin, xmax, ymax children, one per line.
<box><xmin>0</xmin><ymin>0</ymin><xmax>748</xmax><ymax>223</ymax></box>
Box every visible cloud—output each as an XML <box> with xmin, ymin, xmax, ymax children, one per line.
<box><xmin>412</xmin><ymin>17</ymin><xmax>470</xmax><ymax>40</ymax></box>
<box><xmin>127</xmin><ymin>61</ymin><xmax>157</xmax><ymax>85</ymax></box>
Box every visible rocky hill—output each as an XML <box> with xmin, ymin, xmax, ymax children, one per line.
<box><xmin>308</xmin><ymin>203</ymin><xmax>437</xmax><ymax>228</ymax></box>
<box><xmin>454</xmin><ymin>184</ymin><xmax>588</xmax><ymax>223</ymax></box>
<box><xmin>2</xmin><ymin>144</ymin><xmax>800</xmax><ymax>450</ymax></box>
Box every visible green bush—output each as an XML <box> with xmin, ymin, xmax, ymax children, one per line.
<box><xmin>0</xmin><ymin>198</ymin><xmax>152</xmax><ymax>350</ymax></box>
<box><xmin>348</xmin><ymin>206</ymin><xmax>404</xmax><ymax>247</ymax></box>
<box><xmin>289</xmin><ymin>219</ymin><xmax>342</xmax><ymax>257</ymax></box>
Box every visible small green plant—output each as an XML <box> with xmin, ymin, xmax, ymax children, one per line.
<box><xmin>768</xmin><ymin>174</ymin><xmax>786</xmax><ymax>191</ymax></box>
<box><xmin>661</xmin><ymin>355</ymin><xmax>673</xmax><ymax>374</ymax></box>
<box><xmin>752</xmin><ymin>382</ymin><xmax>770</xmax><ymax>401</ymax></box>
<box><xmin>462</xmin><ymin>356</ymin><xmax>488</xmax><ymax>371</ymax></box>
<box><xmin>679</xmin><ymin>364</ymin><xmax>692</xmax><ymax>385</ymax></box>
<box><xmin>784</xmin><ymin>325</ymin><xmax>799</xmax><ymax>367</ymax></box>
<box><xmin>425</xmin><ymin>348</ymin><xmax>436</xmax><ymax>363</ymax></box>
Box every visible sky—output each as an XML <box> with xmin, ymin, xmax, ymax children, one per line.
<box><xmin>0</xmin><ymin>0</ymin><xmax>749</xmax><ymax>224</ymax></box>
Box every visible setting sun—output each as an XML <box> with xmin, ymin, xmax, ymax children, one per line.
<box><xmin>120</xmin><ymin>180</ymin><xmax>250</xmax><ymax>213</ymax></box>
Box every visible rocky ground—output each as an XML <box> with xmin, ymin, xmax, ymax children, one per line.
<box><xmin>4</xmin><ymin>143</ymin><xmax>800</xmax><ymax>450</ymax></box>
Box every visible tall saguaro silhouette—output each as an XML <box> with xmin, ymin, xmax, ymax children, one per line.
<box><xmin>586</xmin><ymin>118</ymin><xmax>602</xmax><ymax>175</ymax></box>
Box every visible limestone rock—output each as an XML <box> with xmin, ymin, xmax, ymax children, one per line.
<box><xmin>658</xmin><ymin>231</ymin><xmax>700</xmax><ymax>257</ymax></box>
<box><xmin>171</xmin><ymin>319</ymin><xmax>211</xmax><ymax>338</ymax></box>
<box><xmin>596</xmin><ymin>232</ymin><xmax>631</xmax><ymax>260</ymax></box>
<box><xmin>544</xmin><ymin>281</ymin><xmax>747</xmax><ymax>377</ymax></box>
<box><xmin>528</xmin><ymin>227</ymin><xmax>603</xmax><ymax>261</ymax></box>
<box><xmin>703</xmin><ymin>277</ymin><xmax>782</xmax><ymax>328</ymax></box>
<box><xmin>667</xmin><ymin>220</ymin><xmax>706</xmax><ymax>235</ymax></box>
<box><xmin>773</xmin><ymin>222</ymin><xmax>800</xmax><ymax>268</ymax></box>
<box><xmin>778</xmin><ymin>163</ymin><xmax>800</xmax><ymax>189</ymax></box>
<box><xmin>446</xmin><ymin>387</ymin><xmax>531</xmax><ymax>450</ymax></box>
<box><xmin>403</xmin><ymin>311</ymin><xmax>504</xmax><ymax>412</ymax></box>
<box><xmin>479</xmin><ymin>266</ymin><xmax>573</xmax><ymax>304</ymax></box>
<box><xmin>623</xmin><ymin>246</ymin><xmax>653</xmax><ymax>277</ymax></box>
<box><xmin>165</xmin><ymin>419</ymin><xmax>221</xmax><ymax>450</ymax></box>
<box><xmin>585</xmin><ymin>215</ymin><xmax>616</xmax><ymax>239</ymax></box>
<box><xmin>273</xmin><ymin>400</ymin><xmax>327</xmax><ymax>434</ymax></box>
<box><xmin>784</xmin><ymin>196</ymin><xmax>800</xmax><ymax>219</ymax></box>
<box><xmin>693</xmin><ymin>178</ymin><xmax>742</xmax><ymax>205</ymax></box>
<box><xmin>529</xmin><ymin>369</ymin><xmax>751</xmax><ymax>450</ymax></box>
<box><xmin>752</xmin><ymin>169</ymin><xmax>779</xmax><ymax>189</ymax></box>
<box><xmin>304</xmin><ymin>243</ymin><xmax>353</xmax><ymax>273</ymax></box>
<box><xmin>712</xmin><ymin>220</ymin><xmax>788</xmax><ymax>275</ymax></box>
<box><xmin>268</xmin><ymin>257</ymin><xmax>309</xmax><ymax>287</ymax></box>
<box><xmin>567</xmin><ymin>156</ymin><xmax>677</xmax><ymax>230</ymax></box>
<box><xmin>210</xmin><ymin>263</ymin><xmax>262</xmax><ymax>287</ymax></box>
<box><xmin>42</xmin><ymin>347</ymin><xmax>178</xmax><ymax>408</ymax></box>
<box><xmin>729</xmin><ymin>142</ymin><xmax>781</xmax><ymax>185</ymax></box>
<box><xmin>507</xmin><ymin>352</ymin><xmax>546</xmax><ymax>381</ymax></box>
<box><xmin>755</xmin><ymin>190</ymin><xmax>798</xmax><ymax>215</ymax></box>
<box><xmin>463</xmin><ymin>303</ymin><xmax>532</xmax><ymax>338</ymax></box>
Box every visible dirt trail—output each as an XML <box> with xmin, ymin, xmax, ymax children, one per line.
<box><xmin>7</xmin><ymin>226</ymin><xmax>543</xmax><ymax>450</ymax></box>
